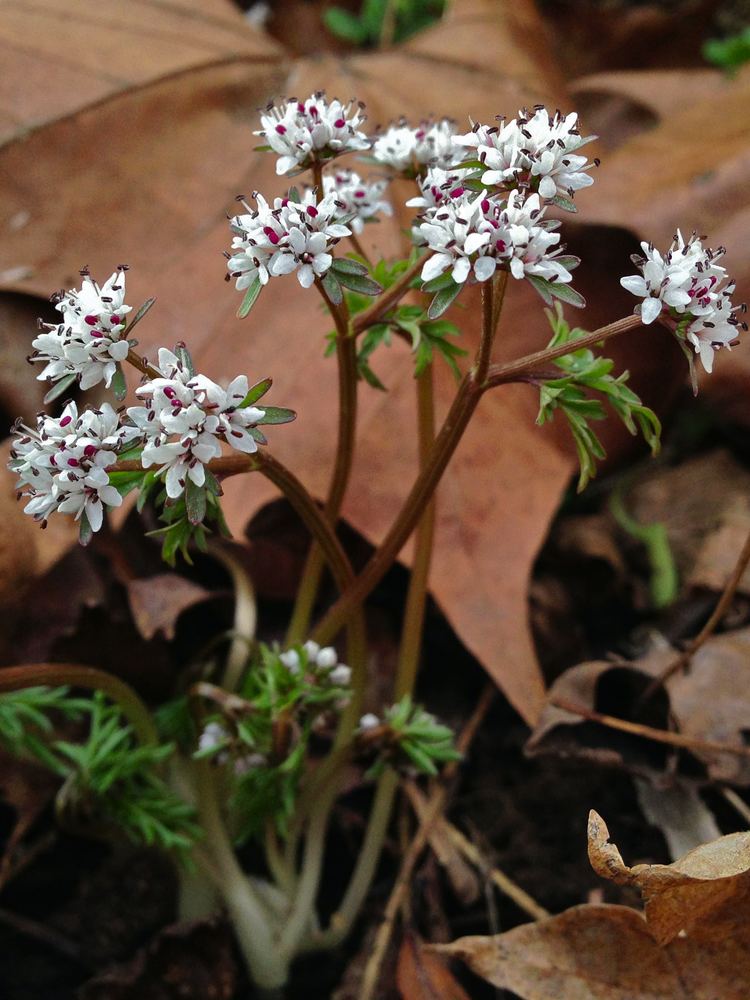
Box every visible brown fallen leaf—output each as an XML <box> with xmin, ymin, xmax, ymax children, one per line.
<box><xmin>588</xmin><ymin>809</ymin><xmax>750</xmax><ymax>945</ymax></box>
<box><xmin>396</xmin><ymin>931</ymin><xmax>471</xmax><ymax>1000</ymax></box>
<box><xmin>527</xmin><ymin>625</ymin><xmax>750</xmax><ymax>784</ymax></box>
<box><xmin>0</xmin><ymin>0</ymin><xmax>688</xmax><ymax>723</ymax></box>
<box><xmin>689</xmin><ymin>496</ymin><xmax>750</xmax><ymax>596</ymax></box>
<box><xmin>434</xmin><ymin>901</ymin><xmax>750</xmax><ymax>1000</ymax></box>
<box><xmin>126</xmin><ymin>574</ymin><xmax>212</xmax><ymax>642</ymax></box>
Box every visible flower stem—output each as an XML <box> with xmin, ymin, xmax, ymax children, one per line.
<box><xmin>395</xmin><ymin>366</ymin><xmax>436</xmax><ymax>699</ymax></box>
<box><xmin>353</xmin><ymin>254</ymin><xmax>428</xmax><ymax>335</ymax></box>
<box><xmin>348</xmin><ymin>231</ymin><xmax>373</xmax><ymax>268</ymax></box>
<box><xmin>0</xmin><ymin>664</ymin><xmax>157</xmax><ymax>746</ymax></box>
<box><xmin>286</xmin><ymin>284</ymin><xmax>357</xmax><ymax>646</ymax></box>
<box><xmin>483</xmin><ymin>313</ymin><xmax>643</xmax><ymax>388</ymax></box>
<box><xmin>311</xmin><ymin>313</ymin><xmax>645</xmax><ymax>643</ymax></box>
<box><xmin>306</xmin><ymin>768</ymin><xmax>399</xmax><ymax>951</ymax></box>
<box><xmin>312</xmin><ymin>371</ymin><xmax>483</xmax><ymax>646</ymax></box>
<box><xmin>193</xmin><ymin>760</ymin><xmax>288</xmax><ymax>991</ymax></box>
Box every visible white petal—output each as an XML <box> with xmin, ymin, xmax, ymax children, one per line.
<box><xmin>640</xmin><ymin>297</ymin><xmax>663</xmax><ymax>325</ymax></box>
<box><xmin>421</xmin><ymin>254</ymin><xmax>451</xmax><ymax>283</ymax></box>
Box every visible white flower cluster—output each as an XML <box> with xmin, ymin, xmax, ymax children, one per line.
<box><xmin>372</xmin><ymin>118</ymin><xmax>460</xmax><ymax>173</ymax></box>
<box><xmin>621</xmin><ymin>232</ymin><xmax>746</xmax><ymax>373</ymax></box>
<box><xmin>280</xmin><ymin>640</ymin><xmax>351</xmax><ymax>687</ymax></box>
<box><xmin>9</xmin><ymin>402</ymin><xmax>138</xmax><ymax>532</ymax></box>
<box><xmin>198</xmin><ymin>722</ymin><xmax>266</xmax><ymax>775</ymax></box>
<box><xmin>227</xmin><ymin>191</ymin><xmax>351</xmax><ymax>290</ymax></box>
<box><xmin>322</xmin><ymin>169</ymin><xmax>392</xmax><ymax>233</ymax></box>
<box><xmin>406</xmin><ymin>167</ymin><xmax>470</xmax><ymax>211</ymax></box>
<box><xmin>127</xmin><ymin>348</ymin><xmax>265</xmax><ymax>499</ymax></box>
<box><xmin>453</xmin><ymin>108</ymin><xmax>596</xmax><ymax>202</ymax></box>
<box><xmin>255</xmin><ymin>93</ymin><xmax>370</xmax><ymax>175</ymax></box>
<box><xmin>419</xmin><ymin>189</ymin><xmax>574</xmax><ymax>287</ymax></box>
<box><xmin>30</xmin><ymin>269</ymin><xmax>132</xmax><ymax>391</ymax></box>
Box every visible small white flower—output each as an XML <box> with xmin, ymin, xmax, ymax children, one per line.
<box><xmin>454</xmin><ymin>108</ymin><xmax>596</xmax><ymax>203</ymax></box>
<box><xmin>30</xmin><ymin>267</ymin><xmax>133</xmax><ymax>390</ymax></box>
<box><xmin>234</xmin><ymin>752</ymin><xmax>267</xmax><ymax>776</ymax></box>
<box><xmin>227</xmin><ymin>191</ymin><xmax>350</xmax><ymax>291</ymax></box>
<box><xmin>255</xmin><ymin>92</ymin><xmax>370</xmax><ymax>175</ymax></box>
<box><xmin>199</xmin><ymin>721</ymin><xmax>229</xmax><ymax>752</ymax></box>
<box><xmin>405</xmin><ymin>167</ymin><xmax>470</xmax><ymax>211</ymax></box>
<box><xmin>373</xmin><ymin>118</ymin><xmax>460</xmax><ymax>173</ymax></box>
<box><xmin>315</xmin><ymin>646</ymin><xmax>338</xmax><ymax>669</ymax></box>
<box><xmin>620</xmin><ymin>231</ymin><xmax>746</xmax><ymax>372</ymax></box>
<box><xmin>419</xmin><ymin>189</ymin><xmax>575</xmax><ymax>287</ymax></box>
<box><xmin>322</xmin><ymin>169</ymin><xmax>392</xmax><ymax>233</ymax></box>
<box><xmin>9</xmin><ymin>401</ymin><xmax>138</xmax><ymax>533</ymax></box>
<box><xmin>280</xmin><ymin>649</ymin><xmax>301</xmax><ymax>673</ymax></box>
<box><xmin>328</xmin><ymin>664</ymin><xmax>351</xmax><ymax>686</ymax></box>
<box><xmin>128</xmin><ymin>348</ymin><xmax>266</xmax><ymax>499</ymax></box>
<box><xmin>303</xmin><ymin>640</ymin><xmax>320</xmax><ymax>661</ymax></box>
<box><xmin>358</xmin><ymin>713</ymin><xmax>380</xmax><ymax>731</ymax></box>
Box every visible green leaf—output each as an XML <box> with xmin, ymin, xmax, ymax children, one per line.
<box><xmin>428</xmin><ymin>280</ymin><xmax>462</xmax><ymax>319</ymax></box>
<box><xmin>126</xmin><ymin>296</ymin><xmax>157</xmax><ymax>337</ymax></box>
<box><xmin>185</xmin><ymin>479</ymin><xmax>207</xmax><ymax>526</ymax></box>
<box><xmin>323</xmin><ymin>7</ymin><xmax>367</xmax><ymax>43</ymax></box>
<box><xmin>43</xmin><ymin>373</ymin><xmax>77</xmax><ymax>404</ymax></box>
<box><xmin>256</xmin><ymin>406</ymin><xmax>296</xmax><ymax>425</ymax></box>
<box><xmin>239</xmin><ymin>377</ymin><xmax>272</xmax><ymax>407</ymax></box>
<box><xmin>237</xmin><ymin>277</ymin><xmax>263</xmax><ymax>319</ymax></box>
<box><xmin>551</xmin><ymin>193</ymin><xmax>578</xmax><ymax>213</ymax></box>
<box><xmin>331</xmin><ymin>257</ymin><xmax>370</xmax><ymax>276</ymax></box>
<box><xmin>175</xmin><ymin>342</ymin><xmax>195</xmax><ymax>377</ymax></box>
<box><xmin>322</xmin><ymin>269</ymin><xmax>343</xmax><ymax>305</ymax></box>
<box><xmin>548</xmin><ymin>281</ymin><xmax>586</xmax><ymax>309</ymax></box>
<box><xmin>421</xmin><ymin>270</ymin><xmax>455</xmax><ymax>293</ymax></box>
<box><xmin>79</xmin><ymin>511</ymin><xmax>93</xmax><ymax>547</ymax></box>
<box><xmin>335</xmin><ymin>271</ymin><xmax>383</xmax><ymax>296</ymax></box>
<box><xmin>111</xmin><ymin>365</ymin><xmax>128</xmax><ymax>401</ymax></box>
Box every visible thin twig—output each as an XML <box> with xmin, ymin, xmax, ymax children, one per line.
<box><xmin>641</xmin><ymin>524</ymin><xmax>750</xmax><ymax>702</ymax></box>
<box><xmin>0</xmin><ymin>906</ymin><xmax>85</xmax><ymax>965</ymax></box>
<box><xmin>550</xmin><ymin>696</ymin><xmax>750</xmax><ymax>759</ymax></box>
<box><xmin>403</xmin><ymin>782</ymin><xmax>549</xmax><ymax>921</ymax></box>
<box><xmin>359</xmin><ymin>683</ymin><xmax>496</xmax><ymax>1000</ymax></box>
<box><xmin>722</xmin><ymin>787</ymin><xmax>750</xmax><ymax>827</ymax></box>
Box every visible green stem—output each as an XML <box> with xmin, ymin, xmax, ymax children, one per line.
<box><xmin>287</xmin><ymin>283</ymin><xmax>357</xmax><ymax>645</ymax></box>
<box><xmin>193</xmin><ymin>760</ymin><xmax>288</xmax><ymax>991</ymax></box>
<box><xmin>0</xmin><ymin>664</ymin><xmax>157</xmax><ymax>746</ymax></box>
<box><xmin>307</xmin><ymin>768</ymin><xmax>399</xmax><ymax>951</ymax></box>
<box><xmin>210</xmin><ymin>544</ymin><xmax>257</xmax><ymax>692</ymax></box>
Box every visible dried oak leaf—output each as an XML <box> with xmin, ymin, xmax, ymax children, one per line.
<box><xmin>588</xmin><ymin>809</ymin><xmax>750</xmax><ymax>945</ymax></box>
<box><xmin>396</xmin><ymin>931</ymin><xmax>471</xmax><ymax>1000</ymax></box>
<box><xmin>0</xmin><ymin>0</ymin><xmax>686</xmax><ymax>724</ymax></box>
<box><xmin>434</xmin><ymin>901</ymin><xmax>750</xmax><ymax>1000</ymax></box>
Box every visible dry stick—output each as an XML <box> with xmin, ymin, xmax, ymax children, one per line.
<box><xmin>722</xmin><ymin>788</ymin><xmax>750</xmax><ymax>826</ymax></box>
<box><xmin>359</xmin><ymin>683</ymin><xmax>496</xmax><ymax>1000</ymax></box>
<box><xmin>550</xmin><ymin>696</ymin><xmax>750</xmax><ymax>759</ymax></box>
<box><xmin>403</xmin><ymin>781</ymin><xmax>549</xmax><ymax>921</ymax></box>
<box><xmin>641</xmin><ymin>524</ymin><xmax>750</xmax><ymax>702</ymax></box>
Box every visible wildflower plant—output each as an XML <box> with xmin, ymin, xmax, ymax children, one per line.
<box><xmin>2</xmin><ymin>91</ymin><xmax>746</xmax><ymax>995</ymax></box>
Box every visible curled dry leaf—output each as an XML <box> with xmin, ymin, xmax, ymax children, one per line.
<box><xmin>0</xmin><ymin>0</ymin><xmax>688</xmax><ymax>723</ymax></box>
<box><xmin>434</xmin><ymin>901</ymin><xmax>750</xmax><ymax>1000</ymax></box>
<box><xmin>528</xmin><ymin>626</ymin><xmax>750</xmax><ymax>785</ymax></box>
<box><xmin>588</xmin><ymin>809</ymin><xmax>750</xmax><ymax>945</ymax></box>
<box><xmin>396</xmin><ymin>931</ymin><xmax>471</xmax><ymax>1000</ymax></box>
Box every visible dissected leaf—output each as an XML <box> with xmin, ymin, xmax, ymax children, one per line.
<box><xmin>435</xmin><ymin>902</ymin><xmax>750</xmax><ymax>999</ymax></box>
<box><xmin>588</xmin><ymin>809</ymin><xmax>750</xmax><ymax>945</ymax></box>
